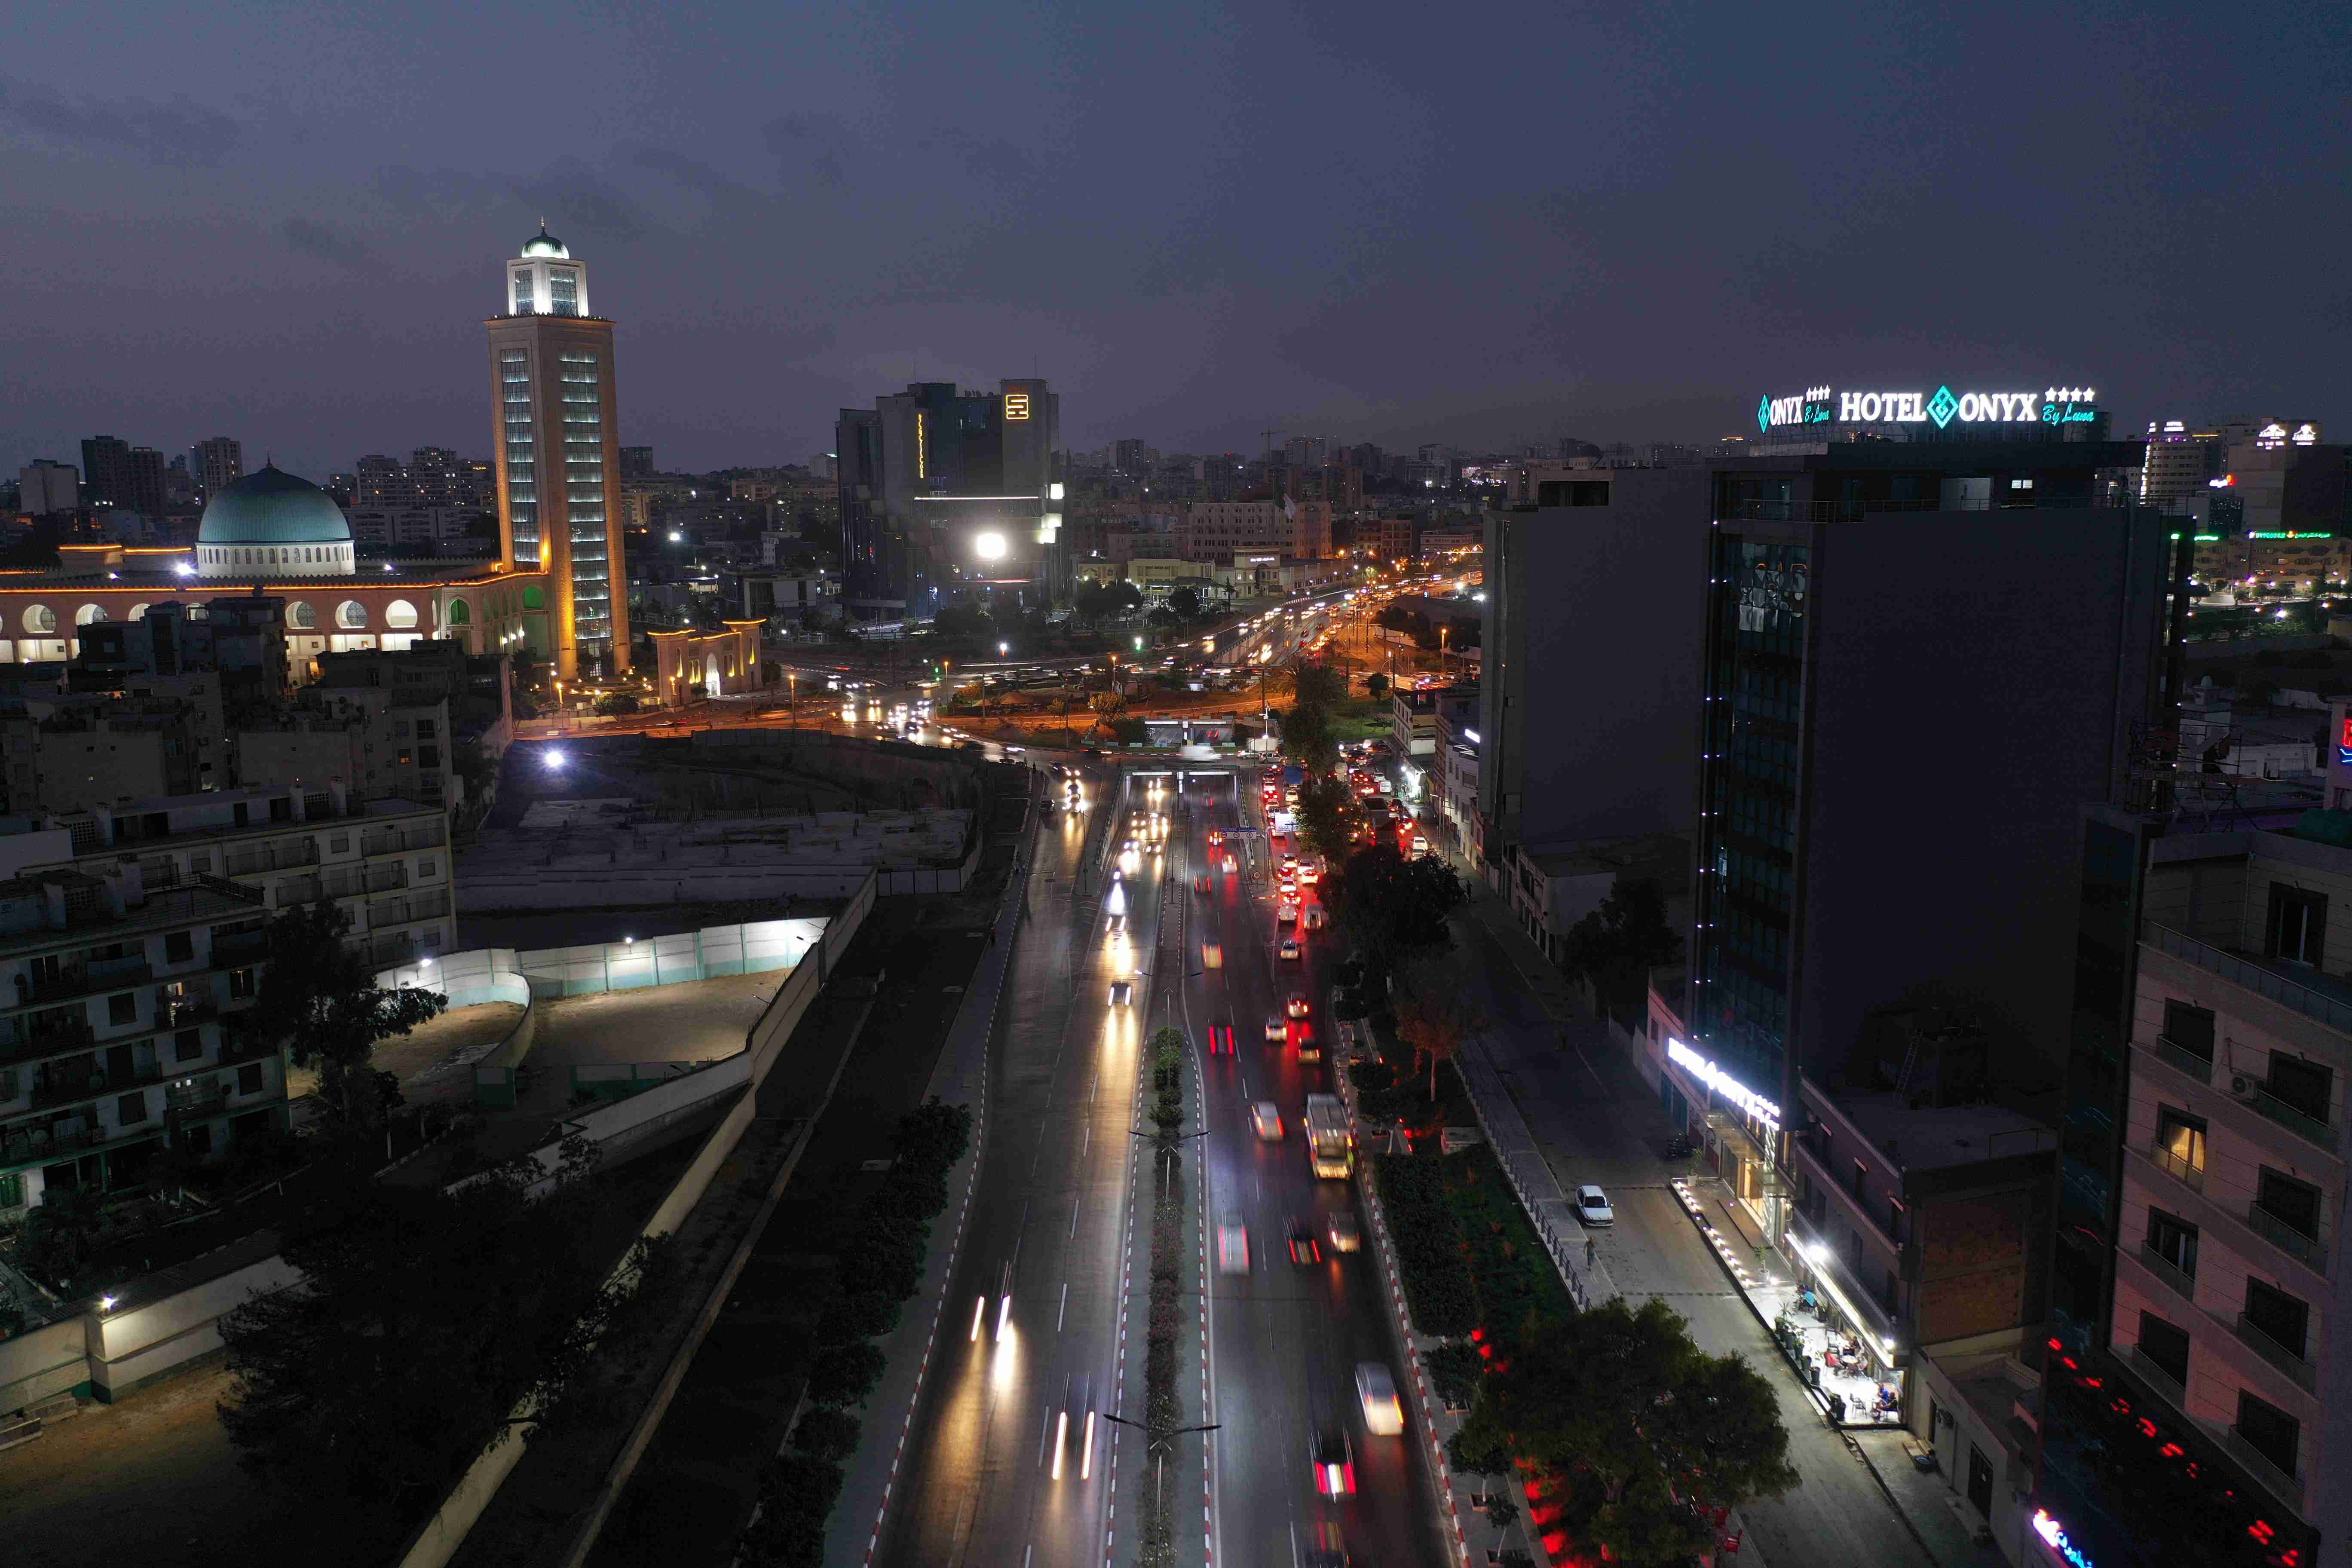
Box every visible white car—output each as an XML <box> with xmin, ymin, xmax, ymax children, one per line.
<box><xmin>1575</xmin><ymin>1184</ymin><xmax>1614</xmax><ymax>1226</ymax></box>
<box><xmin>1250</xmin><ymin>1101</ymin><xmax>1283</xmax><ymax>1140</ymax></box>
<box><xmin>1279</xmin><ymin>939</ymin><xmax>1302</xmax><ymax>961</ymax></box>
<box><xmin>1217</xmin><ymin>1222</ymin><xmax>1251</xmax><ymax>1274</ymax></box>
<box><xmin>1277</xmin><ymin>902</ymin><xmax>1298</xmax><ymax>925</ymax></box>
<box><xmin>1265</xmin><ymin>1015</ymin><xmax>1289</xmax><ymax>1042</ymax></box>
<box><xmin>1355</xmin><ymin>1362</ymin><xmax>1404</xmax><ymax>1435</ymax></box>
<box><xmin>1286</xmin><ymin>995</ymin><xmax>1311</xmax><ymax>1019</ymax></box>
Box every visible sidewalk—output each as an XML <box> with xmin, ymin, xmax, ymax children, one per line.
<box><xmin>1439</xmin><ymin>885</ymin><xmax>1949</xmax><ymax>1568</ymax></box>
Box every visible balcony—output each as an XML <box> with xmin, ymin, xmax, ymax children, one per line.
<box><xmin>212</xmin><ymin>930</ymin><xmax>268</xmax><ymax>965</ymax></box>
<box><xmin>2149</xmin><ymin>1035</ymin><xmax>2215</xmax><ymax>1085</ymax></box>
<box><xmin>2150</xmin><ymin>1141</ymin><xmax>2205</xmax><ymax>1191</ymax></box>
<box><xmin>2225</xmin><ymin>1426</ymin><xmax>2305</xmax><ymax>1508</ymax></box>
<box><xmin>2137</xmin><ymin>1242</ymin><xmax>2198</xmax><ymax>1303</ymax></box>
<box><xmin>165</xmin><ymin>1087</ymin><xmax>227</xmax><ymax>1120</ymax></box>
<box><xmin>24</xmin><ymin>956</ymin><xmax>154</xmax><ymax>1006</ymax></box>
<box><xmin>2128</xmin><ymin>1344</ymin><xmax>2190</xmax><ymax>1411</ymax></box>
<box><xmin>2233</xmin><ymin>1313</ymin><xmax>2317</xmax><ymax>1392</ymax></box>
<box><xmin>0</xmin><ymin>1123</ymin><xmax>98</xmax><ymax>1164</ymax></box>
<box><xmin>224</xmin><ymin>842</ymin><xmax>319</xmax><ymax>876</ymax></box>
<box><xmin>2147</xmin><ymin>924</ymin><xmax>2352</xmax><ymax>1035</ymax></box>
<box><xmin>2246</xmin><ymin>1203</ymin><xmax>2329</xmax><ymax>1270</ymax></box>
<box><xmin>2240</xmin><ymin>1083</ymin><xmax>2337</xmax><ymax>1153</ymax></box>
<box><xmin>6</xmin><ymin>1012</ymin><xmax>93</xmax><ymax>1058</ymax></box>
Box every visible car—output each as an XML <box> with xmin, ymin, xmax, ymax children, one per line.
<box><xmin>1222</xmin><ymin>854</ymin><xmax>1238</xmax><ymax>874</ymax></box>
<box><xmin>1205</xmin><ymin>1024</ymin><xmax>1234</xmax><ymax>1055</ymax></box>
<box><xmin>1286</xmin><ymin>1217</ymin><xmax>1323</xmax><ymax>1265</ymax></box>
<box><xmin>1108</xmin><ymin>980</ymin><xmax>1133</xmax><ymax>1006</ymax></box>
<box><xmin>1311</xmin><ymin>1424</ymin><xmax>1356</xmax><ymax>1497</ymax></box>
<box><xmin>1326</xmin><ymin>1210</ymin><xmax>1362</xmax><ymax>1253</ymax></box>
<box><xmin>1216</xmin><ymin>1222</ymin><xmax>1250</xmax><ymax>1274</ymax></box>
<box><xmin>1265</xmin><ymin>1015</ymin><xmax>1289</xmax><ymax>1042</ymax></box>
<box><xmin>1194</xmin><ymin>873</ymin><xmax>1212</xmax><ymax>894</ymax></box>
<box><xmin>1304</xmin><ymin>906</ymin><xmax>1327</xmax><ymax>931</ymax></box>
<box><xmin>1355</xmin><ymin>1363</ymin><xmax>1404</xmax><ymax>1435</ymax></box>
<box><xmin>1575</xmin><ymin>1184</ymin><xmax>1614</xmax><ymax>1226</ymax></box>
<box><xmin>1003</xmin><ymin>745</ymin><xmax>1025</xmax><ymax>756</ymax></box>
<box><xmin>1292</xmin><ymin>1022</ymin><xmax>1320</xmax><ymax>1062</ymax></box>
<box><xmin>1277</xmin><ymin>901</ymin><xmax>1298</xmax><ymax>924</ymax></box>
<box><xmin>1279</xmin><ymin>938</ymin><xmax>1302</xmax><ymax>961</ymax></box>
<box><xmin>1207</xmin><ymin>829</ymin><xmax>1222</xmax><ymax>847</ymax></box>
<box><xmin>1286</xmin><ymin>995</ymin><xmax>1311</xmax><ymax>1019</ymax></box>
<box><xmin>1250</xmin><ymin>1101</ymin><xmax>1283</xmax><ymax>1140</ymax></box>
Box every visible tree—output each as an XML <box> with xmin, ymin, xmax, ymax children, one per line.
<box><xmin>594</xmin><ymin>692</ymin><xmax>640</xmax><ymax>716</ymax></box>
<box><xmin>931</xmin><ymin>603</ymin><xmax>995</xmax><ymax>640</ymax></box>
<box><xmin>1455</xmin><ymin>1297</ymin><xmax>1796</xmax><ymax>1568</ymax></box>
<box><xmin>215</xmin><ymin>1145</ymin><xmax>680</xmax><ymax>1529</ymax></box>
<box><xmin>1365</xmin><ymin>672</ymin><xmax>1390</xmax><ymax>700</ymax></box>
<box><xmin>1558</xmin><ymin>879</ymin><xmax>1684</xmax><ymax>1027</ymax></box>
<box><xmin>1330</xmin><ymin>842</ymin><xmax>1464</xmax><ymax>984</ymax></box>
<box><xmin>1168</xmin><ymin>585</ymin><xmax>1203</xmax><ymax>620</ymax></box>
<box><xmin>1294</xmin><ymin>775</ymin><xmax>1358</xmax><ymax>867</ymax></box>
<box><xmin>1146</xmin><ymin>605</ymin><xmax>1179</xmax><ymax>628</ymax></box>
<box><xmin>1394</xmin><ymin>990</ymin><xmax>1476</xmax><ymax>1102</ymax></box>
<box><xmin>247</xmin><ymin>903</ymin><xmax>445</xmax><ymax>1137</ymax></box>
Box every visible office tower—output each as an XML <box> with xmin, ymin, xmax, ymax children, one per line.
<box><xmin>80</xmin><ymin>435</ymin><xmax>130</xmax><ymax>508</ymax></box>
<box><xmin>834</xmin><ymin>379</ymin><xmax>1060</xmax><ymax>618</ymax></box>
<box><xmin>2140</xmin><ymin>420</ymin><xmax>2222</xmax><ymax>508</ymax></box>
<box><xmin>486</xmin><ymin>224</ymin><xmax>630</xmax><ymax>677</ymax></box>
<box><xmin>17</xmin><ymin>459</ymin><xmax>79</xmax><ymax>514</ymax></box>
<box><xmin>1284</xmin><ymin>435</ymin><xmax>1328</xmax><ymax>472</ymax></box>
<box><xmin>1112</xmin><ymin>438</ymin><xmax>1148</xmax><ymax>478</ymax></box>
<box><xmin>619</xmin><ymin>445</ymin><xmax>655</xmax><ymax>479</ymax></box>
<box><xmin>193</xmin><ymin>436</ymin><xmax>244</xmax><ymax>500</ymax></box>
<box><xmin>122</xmin><ymin>447</ymin><xmax>168</xmax><ymax>517</ymax></box>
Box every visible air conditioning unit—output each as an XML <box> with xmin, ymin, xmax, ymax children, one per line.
<box><xmin>2232</xmin><ymin>1075</ymin><xmax>2252</xmax><ymax>1095</ymax></box>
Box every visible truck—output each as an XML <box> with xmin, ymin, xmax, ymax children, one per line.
<box><xmin>1305</xmin><ymin>1093</ymin><xmax>1354</xmax><ymax>1179</ymax></box>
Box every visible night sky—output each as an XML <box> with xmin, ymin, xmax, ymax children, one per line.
<box><xmin>3</xmin><ymin>0</ymin><xmax>2346</xmax><ymax>478</ymax></box>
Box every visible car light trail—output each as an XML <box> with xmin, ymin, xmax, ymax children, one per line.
<box><xmin>970</xmin><ymin>1295</ymin><xmax>986</xmax><ymax>1342</ymax></box>
<box><xmin>1052</xmin><ymin>1411</ymin><xmax>1069</xmax><ymax>1479</ymax></box>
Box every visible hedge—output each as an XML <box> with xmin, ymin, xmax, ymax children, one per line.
<box><xmin>1371</xmin><ymin>1153</ymin><xmax>1476</xmax><ymax>1337</ymax></box>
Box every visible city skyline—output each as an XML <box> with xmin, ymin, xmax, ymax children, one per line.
<box><xmin>3</xmin><ymin>0</ymin><xmax>2345</xmax><ymax>478</ymax></box>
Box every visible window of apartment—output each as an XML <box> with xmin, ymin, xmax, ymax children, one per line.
<box><xmin>416</xmin><ymin>718</ymin><xmax>437</xmax><ymax>740</ymax></box>
<box><xmin>182</xmin><ymin>1122</ymin><xmax>212</xmax><ymax>1157</ymax></box>
<box><xmin>236</xmin><ymin>1062</ymin><xmax>263</xmax><ymax>1096</ymax></box>
<box><xmin>2267</xmin><ymin>883</ymin><xmax>2327</xmax><ymax>966</ymax></box>
<box><xmin>2264</xmin><ymin>1053</ymin><xmax>2333</xmax><ymax>1123</ymax></box>
<box><xmin>1966</xmin><ymin>1446</ymin><xmax>1994</xmax><ymax>1517</ymax></box>
<box><xmin>2244</xmin><ymin>1278</ymin><xmax>2311</xmax><ymax>1361</ymax></box>
<box><xmin>329</xmin><ymin>834</ymin><xmax>350</xmax><ymax>854</ymax></box>
<box><xmin>106</xmin><ymin>992</ymin><xmax>136</xmax><ymax>1026</ymax></box>
<box><xmin>188</xmin><ymin>851</ymin><xmax>212</xmax><ymax>874</ymax></box>
<box><xmin>116</xmin><ymin>1090</ymin><xmax>146</xmax><ymax>1124</ymax></box>
<box><xmin>173</xmin><ymin>1028</ymin><xmax>202</xmax><ymax>1063</ymax></box>
<box><xmin>163</xmin><ymin>930</ymin><xmax>193</xmax><ymax>965</ymax></box>
<box><xmin>2137</xmin><ymin>1310</ymin><xmax>2191</xmax><ymax>1388</ymax></box>
<box><xmin>1852</xmin><ymin>1159</ymin><xmax>1868</xmax><ymax>1201</ymax></box>
<box><xmin>2161</xmin><ymin>999</ymin><xmax>2216</xmax><ymax>1061</ymax></box>
<box><xmin>2236</xmin><ymin>1390</ymin><xmax>2301</xmax><ymax>1478</ymax></box>
<box><xmin>417</xmin><ymin>857</ymin><xmax>438</xmax><ymax>879</ymax></box>
<box><xmin>2255</xmin><ymin>1168</ymin><xmax>2323</xmax><ymax>1243</ymax></box>
<box><xmin>2147</xmin><ymin>1210</ymin><xmax>2199</xmax><ymax>1280</ymax></box>
<box><xmin>2153</xmin><ymin>1106</ymin><xmax>2207</xmax><ymax>1182</ymax></box>
<box><xmin>419</xmin><ymin>745</ymin><xmax>441</xmax><ymax>769</ymax></box>
<box><xmin>228</xmin><ymin>968</ymin><xmax>255</xmax><ymax>1000</ymax></box>
<box><xmin>0</xmin><ymin>1173</ymin><xmax>20</xmax><ymax>1208</ymax></box>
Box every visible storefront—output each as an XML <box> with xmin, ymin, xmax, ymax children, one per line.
<box><xmin>1661</xmin><ymin>1038</ymin><xmax>1784</xmax><ymax>1237</ymax></box>
<box><xmin>1774</xmin><ymin>1226</ymin><xmax>1906</xmax><ymax>1425</ymax></box>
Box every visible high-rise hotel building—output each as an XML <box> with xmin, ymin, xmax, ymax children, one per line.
<box><xmin>486</xmin><ymin>227</ymin><xmax>629</xmax><ymax>678</ymax></box>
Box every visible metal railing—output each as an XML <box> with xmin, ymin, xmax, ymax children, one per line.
<box><xmin>2128</xmin><ymin>1344</ymin><xmax>2190</xmax><ymax>1411</ymax></box>
<box><xmin>2234</xmin><ymin>1313</ymin><xmax>2317</xmax><ymax>1390</ymax></box>
<box><xmin>2150</xmin><ymin>1035</ymin><xmax>2215</xmax><ymax>1084</ymax></box>
<box><xmin>2150</xmin><ymin>1141</ymin><xmax>2205</xmax><ymax>1191</ymax></box>
<box><xmin>2245</xmin><ymin>1202</ymin><xmax>2328</xmax><ymax>1269</ymax></box>
<box><xmin>2226</xmin><ymin>1426</ymin><xmax>2304</xmax><ymax>1504</ymax></box>
<box><xmin>2242</xmin><ymin>1084</ymin><xmax>2337</xmax><ymax>1152</ymax></box>
<box><xmin>2147</xmin><ymin>925</ymin><xmax>2352</xmax><ymax>1035</ymax></box>
<box><xmin>2137</xmin><ymin>1242</ymin><xmax>2198</xmax><ymax>1302</ymax></box>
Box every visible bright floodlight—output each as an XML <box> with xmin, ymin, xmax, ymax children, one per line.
<box><xmin>974</xmin><ymin>531</ymin><xmax>1008</xmax><ymax>561</ymax></box>
<box><xmin>172</xmin><ymin>562</ymin><xmax>194</xmax><ymax>578</ymax></box>
<box><xmin>543</xmin><ymin>747</ymin><xmax>568</xmax><ymax>770</ymax></box>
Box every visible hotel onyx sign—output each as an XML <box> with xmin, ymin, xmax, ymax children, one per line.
<box><xmin>1757</xmin><ymin>384</ymin><xmax>2098</xmax><ymax>432</ymax></box>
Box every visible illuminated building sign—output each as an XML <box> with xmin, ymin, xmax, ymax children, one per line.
<box><xmin>1755</xmin><ymin>384</ymin><xmax>2097</xmax><ymax>431</ymax></box>
<box><xmin>1004</xmin><ymin>393</ymin><xmax>1031</xmax><ymax>421</ymax></box>
<box><xmin>2030</xmin><ymin>1510</ymin><xmax>2092</xmax><ymax>1568</ymax></box>
<box><xmin>1666</xmin><ymin>1040</ymin><xmax>1780</xmax><ymax>1130</ymax></box>
<box><xmin>2337</xmin><ymin>714</ymin><xmax>2352</xmax><ymax>769</ymax></box>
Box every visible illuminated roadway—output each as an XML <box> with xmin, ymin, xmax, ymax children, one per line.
<box><xmin>873</xmin><ymin>756</ymin><xmax>1448</xmax><ymax>1568</ymax></box>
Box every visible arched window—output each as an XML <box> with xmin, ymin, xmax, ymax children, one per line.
<box><xmin>74</xmin><ymin>604</ymin><xmax>107</xmax><ymax>626</ymax></box>
<box><xmin>447</xmin><ymin>598</ymin><xmax>471</xmax><ymax>627</ymax></box>
<box><xmin>522</xmin><ymin>585</ymin><xmax>546</xmax><ymax>610</ymax></box>
<box><xmin>287</xmin><ymin>601</ymin><xmax>316</xmax><ymax>630</ymax></box>
<box><xmin>22</xmin><ymin>604</ymin><xmax>55</xmax><ymax>634</ymax></box>
<box><xmin>335</xmin><ymin>600</ymin><xmax>368</xmax><ymax>630</ymax></box>
<box><xmin>386</xmin><ymin>599</ymin><xmax>419</xmax><ymax>629</ymax></box>
<box><xmin>128</xmin><ymin>603</ymin><xmax>149</xmax><ymax>620</ymax></box>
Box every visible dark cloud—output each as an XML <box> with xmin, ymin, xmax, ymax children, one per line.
<box><xmin>280</xmin><ymin>217</ymin><xmax>382</xmax><ymax>274</ymax></box>
<box><xmin>0</xmin><ymin>76</ymin><xmax>242</xmax><ymax>167</ymax></box>
<box><xmin>762</xmin><ymin>114</ymin><xmax>851</xmax><ymax>190</ymax></box>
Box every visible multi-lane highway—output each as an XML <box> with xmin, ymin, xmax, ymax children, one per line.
<box><xmin>875</xmin><ymin>758</ymin><xmax>1449</xmax><ymax>1568</ymax></box>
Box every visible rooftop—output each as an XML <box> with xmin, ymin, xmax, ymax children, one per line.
<box><xmin>1803</xmin><ymin>1083</ymin><xmax>2055</xmax><ymax>1174</ymax></box>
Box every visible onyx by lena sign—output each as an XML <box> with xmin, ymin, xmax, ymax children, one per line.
<box><xmin>1757</xmin><ymin>384</ymin><xmax>2098</xmax><ymax>432</ymax></box>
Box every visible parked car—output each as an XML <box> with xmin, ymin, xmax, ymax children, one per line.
<box><xmin>1574</xmin><ymin>1184</ymin><xmax>1614</xmax><ymax>1226</ymax></box>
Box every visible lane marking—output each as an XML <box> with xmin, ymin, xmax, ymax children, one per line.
<box><xmin>1058</xmin><ymin>1280</ymin><xmax>1068</xmax><ymax>1331</ymax></box>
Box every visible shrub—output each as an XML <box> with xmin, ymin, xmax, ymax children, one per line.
<box><xmin>739</xmin><ymin>1452</ymin><xmax>846</xmax><ymax>1566</ymax></box>
<box><xmin>1425</xmin><ymin>1338</ymin><xmax>1484</xmax><ymax>1409</ymax></box>
<box><xmin>805</xmin><ymin>1341</ymin><xmax>888</xmax><ymax>1408</ymax></box>
<box><xmin>1374</xmin><ymin>1154</ymin><xmax>1477</xmax><ymax>1336</ymax></box>
<box><xmin>815</xmin><ymin>1290</ymin><xmax>902</xmax><ymax>1346</ymax></box>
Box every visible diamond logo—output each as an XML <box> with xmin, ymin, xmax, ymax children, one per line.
<box><xmin>1927</xmin><ymin>385</ymin><xmax>1958</xmax><ymax>428</ymax></box>
<box><xmin>1757</xmin><ymin>396</ymin><xmax>1772</xmax><ymax>434</ymax></box>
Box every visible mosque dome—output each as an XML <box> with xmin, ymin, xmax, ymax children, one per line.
<box><xmin>521</xmin><ymin>224</ymin><xmax>569</xmax><ymax>258</ymax></box>
<box><xmin>196</xmin><ymin>464</ymin><xmax>352</xmax><ymax>547</ymax></box>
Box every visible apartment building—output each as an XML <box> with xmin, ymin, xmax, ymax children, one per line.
<box><xmin>1178</xmin><ymin>500</ymin><xmax>1290</xmax><ymax>562</ymax></box>
<box><xmin>0</xmin><ymin>862</ymin><xmax>280</xmax><ymax>1220</ymax></box>
<box><xmin>2086</xmin><ymin>825</ymin><xmax>2352</xmax><ymax>1559</ymax></box>
<box><xmin>1390</xmin><ymin>679</ymin><xmax>1477</xmax><ymax>757</ymax></box>
<box><xmin>236</xmin><ymin>688</ymin><xmax>459</xmax><ymax>809</ymax></box>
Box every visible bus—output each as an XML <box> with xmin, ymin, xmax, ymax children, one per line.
<box><xmin>1305</xmin><ymin>1094</ymin><xmax>1354</xmax><ymax>1179</ymax></box>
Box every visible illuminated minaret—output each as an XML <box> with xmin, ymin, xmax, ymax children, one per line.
<box><xmin>486</xmin><ymin>224</ymin><xmax>630</xmax><ymax>678</ymax></box>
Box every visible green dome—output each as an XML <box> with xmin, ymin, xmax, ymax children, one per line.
<box><xmin>521</xmin><ymin>224</ymin><xmax>568</xmax><ymax>258</ymax></box>
<box><xmin>196</xmin><ymin>464</ymin><xmax>352</xmax><ymax>546</ymax></box>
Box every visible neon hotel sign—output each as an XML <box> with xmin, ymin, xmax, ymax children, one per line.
<box><xmin>1666</xmin><ymin>1040</ymin><xmax>1780</xmax><ymax>1131</ymax></box>
<box><xmin>1758</xmin><ymin>384</ymin><xmax>2098</xmax><ymax>432</ymax></box>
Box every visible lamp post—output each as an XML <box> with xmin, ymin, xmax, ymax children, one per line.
<box><xmin>787</xmin><ymin>671</ymin><xmax>797</xmax><ymax>729</ymax></box>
